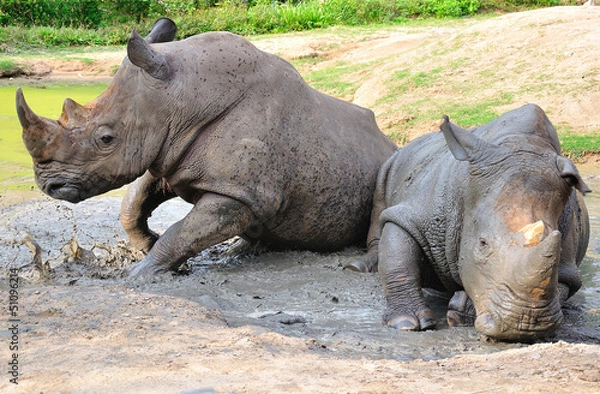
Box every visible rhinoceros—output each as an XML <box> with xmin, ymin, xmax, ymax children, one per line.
<box><xmin>16</xmin><ymin>18</ymin><xmax>397</xmax><ymax>277</ymax></box>
<box><xmin>351</xmin><ymin>104</ymin><xmax>590</xmax><ymax>341</ymax></box>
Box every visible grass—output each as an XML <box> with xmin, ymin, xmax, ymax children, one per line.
<box><xmin>560</xmin><ymin>135</ymin><xmax>600</xmax><ymax>162</ymax></box>
<box><xmin>0</xmin><ymin>0</ymin><xmax>577</xmax><ymax>51</ymax></box>
<box><xmin>294</xmin><ymin>22</ymin><xmax>600</xmax><ymax>159</ymax></box>
<box><xmin>301</xmin><ymin>60</ymin><xmax>370</xmax><ymax>99</ymax></box>
<box><xmin>0</xmin><ymin>59</ymin><xmax>27</xmax><ymax>77</ymax></box>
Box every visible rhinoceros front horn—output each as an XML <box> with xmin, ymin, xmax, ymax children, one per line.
<box><xmin>518</xmin><ymin>230</ymin><xmax>561</xmax><ymax>302</ymax></box>
<box><xmin>16</xmin><ymin>87</ymin><xmax>38</xmax><ymax>130</ymax></box>
<box><xmin>16</xmin><ymin>87</ymin><xmax>62</xmax><ymax>161</ymax></box>
<box><xmin>127</xmin><ymin>29</ymin><xmax>171</xmax><ymax>81</ymax></box>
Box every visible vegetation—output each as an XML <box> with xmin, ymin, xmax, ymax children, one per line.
<box><xmin>560</xmin><ymin>135</ymin><xmax>600</xmax><ymax>161</ymax></box>
<box><xmin>0</xmin><ymin>0</ymin><xmax>572</xmax><ymax>50</ymax></box>
<box><xmin>0</xmin><ymin>0</ymin><xmax>597</xmax><ymax>168</ymax></box>
<box><xmin>0</xmin><ymin>58</ymin><xmax>26</xmax><ymax>77</ymax></box>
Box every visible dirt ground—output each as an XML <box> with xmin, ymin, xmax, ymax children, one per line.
<box><xmin>2</xmin><ymin>7</ymin><xmax>600</xmax><ymax>394</ymax></box>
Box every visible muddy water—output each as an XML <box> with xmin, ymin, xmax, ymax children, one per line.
<box><xmin>1</xmin><ymin>172</ymin><xmax>599</xmax><ymax>361</ymax></box>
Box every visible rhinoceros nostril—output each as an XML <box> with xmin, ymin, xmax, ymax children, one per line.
<box><xmin>47</xmin><ymin>182</ymin><xmax>66</xmax><ymax>196</ymax></box>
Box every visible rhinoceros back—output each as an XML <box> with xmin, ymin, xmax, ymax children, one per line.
<box><xmin>160</xmin><ymin>33</ymin><xmax>398</xmax><ymax>251</ymax></box>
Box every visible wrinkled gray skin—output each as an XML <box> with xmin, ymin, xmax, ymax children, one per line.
<box><xmin>16</xmin><ymin>18</ymin><xmax>397</xmax><ymax>278</ymax></box>
<box><xmin>351</xmin><ymin>104</ymin><xmax>590</xmax><ymax>342</ymax></box>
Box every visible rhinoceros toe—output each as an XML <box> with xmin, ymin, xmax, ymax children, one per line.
<box><xmin>128</xmin><ymin>258</ymin><xmax>170</xmax><ymax>279</ymax></box>
<box><xmin>385</xmin><ymin>309</ymin><xmax>436</xmax><ymax>331</ymax></box>
<box><xmin>343</xmin><ymin>249</ymin><xmax>378</xmax><ymax>273</ymax></box>
<box><xmin>128</xmin><ymin>231</ymin><xmax>159</xmax><ymax>254</ymax></box>
<box><xmin>343</xmin><ymin>260</ymin><xmax>369</xmax><ymax>273</ymax></box>
<box><xmin>446</xmin><ymin>290</ymin><xmax>476</xmax><ymax>327</ymax></box>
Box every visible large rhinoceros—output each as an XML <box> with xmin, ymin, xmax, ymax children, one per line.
<box><xmin>353</xmin><ymin>104</ymin><xmax>590</xmax><ymax>341</ymax></box>
<box><xmin>16</xmin><ymin>18</ymin><xmax>397</xmax><ymax>277</ymax></box>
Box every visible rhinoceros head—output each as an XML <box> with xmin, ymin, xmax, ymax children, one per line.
<box><xmin>15</xmin><ymin>18</ymin><xmax>186</xmax><ymax>203</ymax></box>
<box><xmin>440</xmin><ymin>114</ymin><xmax>590</xmax><ymax>341</ymax></box>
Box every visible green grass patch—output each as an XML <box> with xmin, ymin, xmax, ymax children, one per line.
<box><xmin>0</xmin><ymin>59</ymin><xmax>28</xmax><ymax>77</ymax></box>
<box><xmin>0</xmin><ymin>0</ymin><xmax>574</xmax><ymax>50</ymax></box>
<box><xmin>410</xmin><ymin>68</ymin><xmax>443</xmax><ymax>88</ymax></box>
<box><xmin>441</xmin><ymin>92</ymin><xmax>514</xmax><ymax>127</ymax></box>
<box><xmin>559</xmin><ymin>134</ymin><xmax>600</xmax><ymax>162</ymax></box>
<box><xmin>302</xmin><ymin>61</ymin><xmax>367</xmax><ymax>98</ymax></box>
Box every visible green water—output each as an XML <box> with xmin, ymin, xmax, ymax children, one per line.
<box><xmin>0</xmin><ymin>83</ymin><xmax>107</xmax><ymax>187</ymax></box>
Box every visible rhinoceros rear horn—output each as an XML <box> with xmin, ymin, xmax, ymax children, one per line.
<box><xmin>556</xmin><ymin>156</ymin><xmax>591</xmax><ymax>195</ymax></box>
<box><xmin>145</xmin><ymin>17</ymin><xmax>177</xmax><ymax>44</ymax></box>
<box><xmin>59</xmin><ymin>98</ymin><xmax>90</xmax><ymax>128</ymax></box>
<box><xmin>128</xmin><ymin>29</ymin><xmax>171</xmax><ymax>81</ymax></box>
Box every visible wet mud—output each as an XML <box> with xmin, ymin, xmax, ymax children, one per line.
<box><xmin>1</xmin><ymin>171</ymin><xmax>600</xmax><ymax>365</ymax></box>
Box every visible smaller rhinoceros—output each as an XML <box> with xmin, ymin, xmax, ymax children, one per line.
<box><xmin>352</xmin><ymin>104</ymin><xmax>590</xmax><ymax>341</ymax></box>
<box><xmin>16</xmin><ymin>18</ymin><xmax>397</xmax><ymax>278</ymax></box>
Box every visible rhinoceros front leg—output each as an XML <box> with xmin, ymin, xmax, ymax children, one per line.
<box><xmin>128</xmin><ymin>192</ymin><xmax>255</xmax><ymax>278</ymax></box>
<box><xmin>379</xmin><ymin>222</ymin><xmax>436</xmax><ymax>330</ymax></box>
<box><xmin>446</xmin><ymin>290</ymin><xmax>476</xmax><ymax>327</ymax></box>
<box><xmin>120</xmin><ymin>171</ymin><xmax>177</xmax><ymax>254</ymax></box>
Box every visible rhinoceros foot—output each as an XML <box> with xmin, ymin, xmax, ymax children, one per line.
<box><xmin>384</xmin><ymin>307</ymin><xmax>436</xmax><ymax>331</ymax></box>
<box><xmin>128</xmin><ymin>258</ymin><xmax>172</xmax><ymax>279</ymax></box>
<box><xmin>343</xmin><ymin>260</ymin><xmax>369</xmax><ymax>273</ymax></box>
<box><xmin>343</xmin><ymin>249</ymin><xmax>378</xmax><ymax>273</ymax></box>
<box><xmin>446</xmin><ymin>290</ymin><xmax>476</xmax><ymax>327</ymax></box>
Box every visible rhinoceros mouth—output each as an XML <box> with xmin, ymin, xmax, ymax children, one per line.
<box><xmin>43</xmin><ymin>181</ymin><xmax>84</xmax><ymax>203</ymax></box>
<box><xmin>475</xmin><ymin>286</ymin><xmax>563</xmax><ymax>341</ymax></box>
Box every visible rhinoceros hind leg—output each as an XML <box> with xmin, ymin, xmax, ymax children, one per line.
<box><xmin>446</xmin><ymin>290</ymin><xmax>476</xmax><ymax>327</ymax></box>
<box><xmin>379</xmin><ymin>222</ymin><xmax>436</xmax><ymax>331</ymax></box>
<box><xmin>344</xmin><ymin>248</ymin><xmax>378</xmax><ymax>273</ymax></box>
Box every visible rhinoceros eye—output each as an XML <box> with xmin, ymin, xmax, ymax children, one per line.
<box><xmin>100</xmin><ymin>135</ymin><xmax>114</xmax><ymax>144</ymax></box>
<box><xmin>96</xmin><ymin>125</ymin><xmax>116</xmax><ymax>149</ymax></box>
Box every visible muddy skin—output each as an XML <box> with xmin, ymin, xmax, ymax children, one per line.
<box><xmin>15</xmin><ymin>18</ymin><xmax>397</xmax><ymax>281</ymax></box>
<box><xmin>355</xmin><ymin>105</ymin><xmax>591</xmax><ymax>342</ymax></box>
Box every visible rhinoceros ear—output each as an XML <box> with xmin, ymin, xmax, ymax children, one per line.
<box><xmin>556</xmin><ymin>156</ymin><xmax>591</xmax><ymax>195</ymax></box>
<box><xmin>128</xmin><ymin>29</ymin><xmax>171</xmax><ymax>81</ymax></box>
<box><xmin>145</xmin><ymin>17</ymin><xmax>177</xmax><ymax>44</ymax></box>
<box><xmin>440</xmin><ymin>115</ymin><xmax>492</xmax><ymax>162</ymax></box>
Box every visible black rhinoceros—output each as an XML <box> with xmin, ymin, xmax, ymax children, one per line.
<box><xmin>16</xmin><ymin>18</ymin><xmax>397</xmax><ymax>277</ymax></box>
<box><xmin>352</xmin><ymin>104</ymin><xmax>590</xmax><ymax>341</ymax></box>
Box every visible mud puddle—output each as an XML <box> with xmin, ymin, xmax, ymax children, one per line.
<box><xmin>1</xmin><ymin>173</ymin><xmax>600</xmax><ymax>362</ymax></box>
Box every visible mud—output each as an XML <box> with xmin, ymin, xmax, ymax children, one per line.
<box><xmin>1</xmin><ymin>176</ymin><xmax>600</xmax><ymax>393</ymax></box>
<box><xmin>2</xmin><ymin>170</ymin><xmax>600</xmax><ymax>360</ymax></box>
